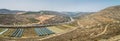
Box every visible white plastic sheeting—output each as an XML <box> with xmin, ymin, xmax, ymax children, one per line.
<box><xmin>0</xmin><ymin>29</ymin><xmax>8</xmax><ymax>35</ymax></box>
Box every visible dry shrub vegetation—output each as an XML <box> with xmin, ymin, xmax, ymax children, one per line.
<box><xmin>40</xmin><ymin>5</ymin><xmax>120</xmax><ymax>41</ymax></box>
<box><xmin>0</xmin><ymin>14</ymin><xmax>70</xmax><ymax>25</ymax></box>
<box><xmin>41</xmin><ymin>21</ymin><xmax>120</xmax><ymax>41</ymax></box>
<box><xmin>1</xmin><ymin>5</ymin><xmax>120</xmax><ymax>41</ymax></box>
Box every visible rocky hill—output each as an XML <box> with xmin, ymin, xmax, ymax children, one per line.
<box><xmin>40</xmin><ymin>5</ymin><xmax>120</xmax><ymax>41</ymax></box>
<box><xmin>72</xmin><ymin>5</ymin><xmax>120</xmax><ymax>41</ymax></box>
<box><xmin>0</xmin><ymin>14</ymin><xmax>40</xmax><ymax>25</ymax></box>
<box><xmin>23</xmin><ymin>11</ymin><xmax>71</xmax><ymax>25</ymax></box>
<box><xmin>78</xmin><ymin>5</ymin><xmax>120</xmax><ymax>28</ymax></box>
<box><xmin>0</xmin><ymin>11</ymin><xmax>71</xmax><ymax>25</ymax></box>
<box><xmin>0</xmin><ymin>5</ymin><xmax>120</xmax><ymax>41</ymax></box>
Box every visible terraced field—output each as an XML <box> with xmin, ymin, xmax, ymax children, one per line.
<box><xmin>0</xmin><ymin>24</ymin><xmax>75</xmax><ymax>40</ymax></box>
<box><xmin>47</xmin><ymin>24</ymin><xmax>75</xmax><ymax>33</ymax></box>
<box><xmin>10</xmin><ymin>28</ymin><xmax>24</xmax><ymax>37</ymax></box>
<box><xmin>0</xmin><ymin>13</ymin><xmax>74</xmax><ymax>41</ymax></box>
<box><xmin>0</xmin><ymin>28</ymin><xmax>8</xmax><ymax>35</ymax></box>
<box><xmin>0</xmin><ymin>28</ymin><xmax>5</xmax><ymax>32</ymax></box>
<box><xmin>0</xmin><ymin>28</ymin><xmax>15</xmax><ymax>37</ymax></box>
<box><xmin>22</xmin><ymin>28</ymin><xmax>37</xmax><ymax>38</ymax></box>
<box><xmin>35</xmin><ymin>28</ymin><xmax>54</xmax><ymax>36</ymax></box>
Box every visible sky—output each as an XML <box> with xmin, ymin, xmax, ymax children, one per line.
<box><xmin>0</xmin><ymin>0</ymin><xmax>120</xmax><ymax>12</ymax></box>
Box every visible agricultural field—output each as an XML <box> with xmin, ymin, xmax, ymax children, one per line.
<box><xmin>0</xmin><ymin>22</ymin><xmax>76</xmax><ymax>39</ymax></box>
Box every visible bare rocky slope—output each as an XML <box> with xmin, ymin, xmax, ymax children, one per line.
<box><xmin>39</xmin><ymin>5</ymin><xmax>120</xmax><ymax>41</ymax></box>
<box><xmin>0</xmin><ymin>14</ymin><xmax>39</xmax><ymax>25</ymax></box>
<box><xmin>0</xmin><ymin>11</ymin><xmax>71</xmax><ymax>25</ymax></box>
<box><xmin>76</xmin><ymin>5</ymin><xmax>120</xmax><ymax>41</ymax></box>
<box><xmin>1</xmin><ymin>5</ymin><xmax>120</xmax><ymax>41</ymax></box>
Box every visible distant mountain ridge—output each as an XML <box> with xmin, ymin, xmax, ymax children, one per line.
<box><xmin>0</xmin><ymin>9</ymin><xmax>25</xmax><ymax>14</ymax></box>
<box><xmin>62</xmin><ymin>12</ymin><xmax>94</xmax><ymax>19</ymax></box>
<box><xmin>0</xmin><ymin>9</ymin><xmax>67</xmax><ymax>15</ymax></box>
<box><xmin>0</xmin><ymin>9</ymin><xmax>92</xmax><ymax>15</ymax></box>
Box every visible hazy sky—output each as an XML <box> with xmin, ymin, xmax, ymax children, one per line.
<box><xmin>0</xmin><ymin>0</ymin><xmax>120</xmax><ymax>12</ymax></box>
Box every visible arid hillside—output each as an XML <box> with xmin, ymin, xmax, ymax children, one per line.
<box><xmin>1</xmin><ymin>5</ymin><xmax>120</xmax><ymax>41</ymax></box>
<box><xmin>0</xmin><ymin>14</ymin><xmax>39</xmax><ymax>25</ymax></box>
<box><xmin>0</xmin><ymin>11</ymin><xmax>71</xmax><ymax>25</ymax></box>
<box><xmin>73</xmin><ymin>5</ymin><xmax>120</xmax><ymax>41</ymax></box>
<box><xmin>78</xmin><ymin>5</ymin><xmax>120</xmax><ymax>28</ymax></box>
<box><xmin>39</xmin><ymin>5</ymin><xmax>120</xmax><ymax>41</ymax></box>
